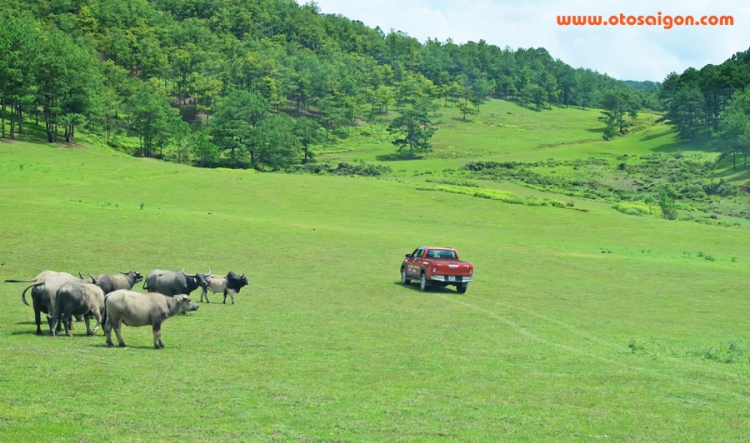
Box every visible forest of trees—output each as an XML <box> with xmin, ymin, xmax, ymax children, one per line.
<box><xmin>659</xmin><ymin>51</ymin><xmax>750</xmax><ymax>168</ymax></box>
<box><xmin>0</xmin><ymin>0</ymin><xmax>661</xmax><ymax>169</ymax></box>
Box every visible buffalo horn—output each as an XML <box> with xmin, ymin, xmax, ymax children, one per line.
<box><xmin>182</xmin><ymin>268</ymin><xmax>196</xmax><ymax>278</ymax></box>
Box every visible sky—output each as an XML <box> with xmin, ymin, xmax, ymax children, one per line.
<box><xmin>312</xmin><ymin>0</ymin><xmax>750</xmax><ymax>82</ymax></box>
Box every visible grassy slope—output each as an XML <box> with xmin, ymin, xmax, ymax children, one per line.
<box><xmin>335</xmin><ymin>100</ymin><xmax>750</xmax><ymax>230</ymax></box>
<box><xmin>2</xmin><ymin>135</ymin><xmax>750</xmax><ymax>440</ymax></box>
<box><xmin>323</xmin><ymin>100</ymin><xmax>713</xmax><ymax>173</ymax></box>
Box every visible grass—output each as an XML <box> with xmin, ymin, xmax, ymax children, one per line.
<box><xmin>3</xmin><ymin>137</ymin><xmax>750</xmax><ymax>440</ymax></box>
<box><xmin>3</xmin><ymin>100</ymin><xmax>750</xmax><ymax>440</ymax></box>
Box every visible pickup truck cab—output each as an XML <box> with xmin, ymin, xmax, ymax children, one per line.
<box><xmin>401</xmin><ymin>246</ymin><xmax>474</xmax><ymax>293</ymax></box>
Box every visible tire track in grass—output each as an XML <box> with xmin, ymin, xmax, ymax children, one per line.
<box><xmin>469</xmin><ymin>294</ymin><xmax>746</xmax><ymax>381</ymax></box>
<box><xmin>433</xmin><ymin>293</ymin><xmax>621</xmax><ymax>365</ymax></box>
<box><xmin>434</xmin><ymin>293</ymin><xmax>750</xmax><ymax>404</ymax></box>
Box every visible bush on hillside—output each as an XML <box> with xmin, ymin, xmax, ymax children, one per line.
<box><xmin>703</xmin><ymin>179</ymin><xmax>740</xmax><ymax>197</ymax></box>
<box><xmin>290</xmin><ymin>162</ymin><xmax>391</xmax><ymax>176</ymax></box>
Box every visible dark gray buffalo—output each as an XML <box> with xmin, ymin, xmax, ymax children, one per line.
<box><xmin>142</xmin><ymin>268</ymin><xmax>211</xmax><ymax>296</ymax></box>
<box><xmin>82</xmin><ymin>271</ymin><xmax>143</xmax><ymax>294</ymax></box>
<box><xmin>103</xmin><ymin>290</ymin><xmax>199</xmax><ymax>348</ymax></box>
<box><xmin>201</xmin><ymin>272</ymin><xmax>249</xmax><ymax>304</ymax></box>
<box><xmin>5</xmin><ymin>271</ymin><xmax>85</xmax><ymax>335</ymax></box>
<box><xmin>55</xmin><ymin>279</ymin><xmax>106</xmax><ymax>336</ymax></box>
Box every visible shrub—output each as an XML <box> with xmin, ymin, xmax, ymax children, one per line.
<box><xmin>612</xmin><ymin>202</ymin><xmax>658</xmax><ymax>217</ymax></box>
<box><xmin>658</xmin><ymin>192</ymin><xmax>678</xmax><ymax>220</ymax></box>
<box><xmin>426</xmin><ymin>178</ymin><xmax>479</xmax><ymax>187</ymax></box>
<box><xmin>419</xmin><ymin>185</ymin><xmax>566</xmax><ymax>209</ymax></box>
<box><xmin>703</xmin><ymin>179</ymin><xmax>740</xmax><ymax>197</ymax></box>
<box><xmin>677</xmin><ymin>183</ymin><xmax>708</xmax><ymax>200</ymax></box>
<box><xmin>291</xmin><ymin>162</ymin><xmax>391</xmax><ymax>176</ymax></box>
<box><xmin>688</xmin><ymin>341</ymin><xmax>746</xmax><ymax>363</ymax></box>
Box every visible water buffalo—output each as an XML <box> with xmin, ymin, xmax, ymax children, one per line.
<box><xmin>142</xmin><ymin>268</ymin><xmax>211</xmax><ymax>296</ymax></box>
<box><xmin>83</xmin><ymin>271</ymin><xmax>143</xmax><ymax>294</ymax></box>
<box><xmin>5</xmin><ymin>271</ymin><xmax>84</xmax><ymax>335</ymax></box>
<box><xmin>103</xmin><ymin>290</ymin><xmax>199</xmax><ymax>349</ymax></box>
<box><xmin>201</xmin><ymin>272</ymin><xmax>249</xmax><ymax>304</ymax></box>
<box><xmin>55</xmin><ymin>279</ymin><xmax>106</xmax><ymax>336</ymax></box>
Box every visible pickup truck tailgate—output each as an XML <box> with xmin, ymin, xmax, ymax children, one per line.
<box><xmin>430</xmin><ymin>260</ymin><xmax>472</xmax><ymax>276</ymax></box>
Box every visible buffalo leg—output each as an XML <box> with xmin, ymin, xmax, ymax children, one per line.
<box><xmin>153</xmin><ymin>321</ymin><xmax>164</xmax><ymax>349</ymax></box>
<box><xmin>114</xmin><ymin>320</ymin><xmax>126</xmax><ymax>347</ymax></box>
<box><xmin>201</xmin><ymin>288</ymin><xmax>210</xmax><ymax>303</ymax></box>
<box><xmin>83</xmin><ymin>314</ymin><xmax>92</xmax><ymax>336</ymax></box>
<box><xmin>89</xmin><ymin>311</ymin><xmax>102</xmax><ymax>335</ymax></box>
<box><xmin>51</xmin><ymin>302</ymin><xmax>61</xmax><ymax>334</ymax></box>
<box><xmin>32</xmin><ymin>297</ymin><xmax>44</xmax><ymax>335</ymax></box>
<box><xmin>106</xmin><ymin>317</ymin><xmax>125</xmax><ymax>347</ymax></box>
<box><xmin>47</xmin><ymin>313</ymin><xmax>56</xmax><ymax>336</ymax></box>
<box><xmin>224</xmin><ymin>289</ymin><xmax>235</xmax><ymax>304</ymax></box>
<box><xmin>104</xmin><ymin>315</ymin><xmax>113</xmax><ymax>346</ymax></box>
<box><xmin>33</xmin><ymin>303</ymin><xmax>43</xmax><ymax>335</ymax></box>
<box><xmin>63</xmin><ymin>311</ymin><xmax>73</xmax><ymax>337</ymax></box>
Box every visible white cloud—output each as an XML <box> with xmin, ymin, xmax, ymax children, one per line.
<box><xmin>313</xmin><ymin>0</ymin><xmax>750</xmax><ymax>81</ymax></box>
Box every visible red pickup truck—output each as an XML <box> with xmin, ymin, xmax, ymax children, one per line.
<box><xmin>400</xmin><ymin>246</ymin><xmax>474</xmax><ymax>293</ymax></box>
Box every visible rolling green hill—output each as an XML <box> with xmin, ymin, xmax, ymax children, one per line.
<box><xmin>2</xmin><ymin>102</ymin><xmax>750</xmax><ymax>439</ymax></box>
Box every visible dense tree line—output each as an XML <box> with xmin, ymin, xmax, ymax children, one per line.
<box><xmin>0</xmin><ymin>0</ymin><xmax>657</xmax><ymax>168</ymax></box>
<box><xmin>660</xmin><ymin>49</ymin><xmax>750</xmax><ymax>168</ymax></box>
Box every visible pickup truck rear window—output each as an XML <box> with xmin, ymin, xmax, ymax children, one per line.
<box><xmin>426</xmin><ymin>250</ymin><xmax>457</xmax><ymax>259</ymax></box>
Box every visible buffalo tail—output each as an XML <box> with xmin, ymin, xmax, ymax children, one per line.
<box><xmin>102</xmin><ymin>299</ymin><xmax>108</xmax><ymax>331</ymax></box>
<box><xmin>21</xmin><ymin>284</ymin><xmax>40</xmax><ymax>306</ymax></box>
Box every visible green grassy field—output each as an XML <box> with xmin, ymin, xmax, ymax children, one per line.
<box><xmin>2</xmin><ymin>101</ymin><xmax>750</xmax><ymax>441</ymax></box>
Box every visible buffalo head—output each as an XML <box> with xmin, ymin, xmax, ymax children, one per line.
<box><xmin>239</xmin><ymin>273</ymin><xmax>249</xmax><ymax>287</ymax></box>
<box><xmin>182</xmin><ymin>268</ymin><xmax>211</xmax><ymax>289</ymax></box>
<box><xmin>122</xmin><ymin>271</ymin><xmax>144</xmax><ymax>284</ymax></box>
<box><xmin>174</xmin><ymin>294</ymin><xmax>200</xmax><ymax>313</ymax></box>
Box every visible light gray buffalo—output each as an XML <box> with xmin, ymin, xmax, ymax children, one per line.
<box><xmin>82</xmin><ymin>271</ymin><xmax>143</xmax><ymax>294</ymax></box>
<box><xmin>55</xmin><ymin>279</ymin><xmax>106</xmax><ymax>336</ymax></box>
<box><xmin>201</xmin><ymin>272</ymin><xmax>249</xmax><ymax>304</ymax></box>
<box><xmin>103</xmin><ymin>290</ymin><xmax>199</xmax><ymax>349</ymax></box>
<box><xmin>5</xmin><ymin>271</ymin><xmax>85</xmax><ymax>335</ymax></box>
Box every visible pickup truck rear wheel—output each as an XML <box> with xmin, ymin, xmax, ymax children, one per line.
<box><xmin>456</xmin><ymin>284</ymin><xmax>468</xmax><ymax>294</ymax></box>
<box><xmin>419</xmin><ymin>272</ymin><xmax>429</xmax><ymax>292</ymax></box>
<box><xmin>401</xmin><ymin>267</ymin><xmax>411</xmax><ymax>285</ymax></box>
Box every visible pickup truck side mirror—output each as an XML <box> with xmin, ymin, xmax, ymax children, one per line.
<box><xmin>405</xmin><ymin>254</ymin><xmax>411</xmax><ymax>258</ymax></box>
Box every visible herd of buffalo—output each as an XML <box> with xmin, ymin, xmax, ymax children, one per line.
<box><xmin>4</xmin><ymin>268</ymin><xmax>249</xmax><ymax>349</ymax></box>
